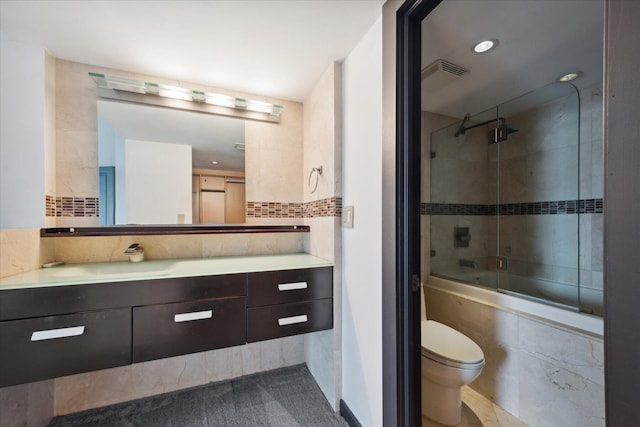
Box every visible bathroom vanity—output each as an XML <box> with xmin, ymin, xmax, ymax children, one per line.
<box><xmin>0</xmin><ymin>254</ymin><xmax>333</xmax><ymax>388</ymax></box>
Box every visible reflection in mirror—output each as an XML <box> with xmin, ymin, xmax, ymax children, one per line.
<box><xmin>97</xmin><ymin>100</ymin><xmax>245</xmax><ymax>225</ymax></box>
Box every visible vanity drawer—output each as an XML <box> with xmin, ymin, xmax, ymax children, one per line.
<box><xmin>247</xmin><ymin>298</ymin><xmax>333</xmax><ymax>342</ymax></box>
<box><xmin>0</xmin><ymin>308</ymin><xmax>131</xmax><ymax>387</ymax></box>
<box><xmin>247</xmin><ymin>267</ymin><xmax>332</xmax><ymax>307</ymax></box>
<box><xmin>0</xmin><ymin>273</ymin><xmax>246</xmax><ymax>321</ymax></box>
<box><xmin>133</xmin><ymin>296</ymin><xmax>246</xmax><ymax>363</ymax></box>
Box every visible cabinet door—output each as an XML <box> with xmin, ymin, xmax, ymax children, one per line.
<box><xmin>192</xmin><ymin>191</ymin><xmax>200</xmax><ymax>224</ymax></box>
<box><xmin>224</xmin><ymin>181</ymin><xmax>245</xmax><ymax>223</ymax></box>
<box><xmin>200</xmin><ymin>175</ymin><xmax>224</xmax><ymax>191</ymax></box>
<box><xmin>247</xmin><ymin>267</ymin><xmax>333</xmax><ymax>307</ymax></box>
<box><xmin>133</xmin><ymin>297</ymin><xmax>246</xmax><ymax>363</ymax></box>
<box><xmin>201</xmin><ymin>191</ymin><xmax>225</xmax><ymax>223</ymax></box>
<box><xmin>247</xmin><ymin>299</ymin><xmax>333</xmax><ymax>342</ymax></box>
<box><xmin>0</xmin><ymin>309</ymin><xmax>131</xmax><ymax>387</ymax></box>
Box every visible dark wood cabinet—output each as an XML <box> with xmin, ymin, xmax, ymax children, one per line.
<box><xmin>133</xmin><ymin>296</ymin><xmax>246</xmax><ymax>362</ymax></box>
<box><xmin>0</xmin><ymin>308</ymin><xmax>131</xmax><ymax>387</ymax></box>
<box><xmin>247</xmin><ymin>299</ymin><xmax>333</xmax><ymax>342</ymax></box>
<box><xmin>247</xmin><ymin>267</ymin><xmax>332</xmax><ymax>307</ymax></box>
<box><xmin>246</xmin><ymin>267</ymin><xmax>333</xmax><ymax>343</ymax></box>
<box><xmin>0</xmin><ymin>264</ymin><xmax>332</xmax><ymax>387</ymax></box>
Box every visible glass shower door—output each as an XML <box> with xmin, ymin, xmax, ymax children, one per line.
<box><xmin>495</xmin><ymin>83</ymin><xmax>580</xmax><ymax>309</ymax></box>
<box><xmin>428</xmin><ymin>106</ymin><xmax>500</xmax><ymax>290</ymax></box>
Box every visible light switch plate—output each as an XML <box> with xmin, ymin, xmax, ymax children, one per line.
<box><xmin>342</xmin><ymin>205</ymin><xmax>354</xmax><ymax>228</ymax></box>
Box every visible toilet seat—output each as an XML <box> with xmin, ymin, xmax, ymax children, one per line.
<box><xmin>421</xmin><ymin>320</ymin><xmax>484</xmax><ymax>368</ymax></box>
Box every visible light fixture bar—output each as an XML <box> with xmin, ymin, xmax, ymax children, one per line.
<box><xmin>89</xmin><ymin>72</ymin><xmax>283</xmax><ymax>118</ymax></box>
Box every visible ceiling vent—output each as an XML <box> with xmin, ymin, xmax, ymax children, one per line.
<box><xmin>421</xmin><ymin>59</ymin><xmax>468</xmax><ymax>92</ymax></box>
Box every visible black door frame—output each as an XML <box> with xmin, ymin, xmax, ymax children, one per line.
<box><xmin>394</xmin><ymin>0</ymin><xmax>442</xmax><ymax>425</ymax></box>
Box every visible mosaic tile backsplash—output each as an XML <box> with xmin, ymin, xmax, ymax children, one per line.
<box><xmin>45</xmin><ymin>195</ymin><xmax>99</xmax><ymax>217</ymax></box>
<box><xmin>247</xmin><ymin>197</ymin><xmax>342</xmax><ymax>219</ymax></box>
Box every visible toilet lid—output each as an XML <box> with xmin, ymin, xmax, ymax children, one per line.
<box><xmin>421</xmin><ymin>320</ymin><xmax>484</xmax><ymax>364</ymax></box>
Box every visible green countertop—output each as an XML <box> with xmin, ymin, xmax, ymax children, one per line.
<box><xmin>0</xmin><ymin>253</ymin><xmax>333</xmax><ymax>290</ymax></box>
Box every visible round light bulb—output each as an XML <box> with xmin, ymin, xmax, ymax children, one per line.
<box><xmin>558</xmin><ymin>71</ymin><xmax>582</xmax><ymax>82</ymax></box>
<box><xmin>473</xmin><ymin>39</ymin><xmax>497</xmax><ymax>53</ymax></box>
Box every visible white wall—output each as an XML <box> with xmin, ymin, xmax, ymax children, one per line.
<box><xmin>341</xmin><ymin>15</ymin><xmax>383</xmax><ymax>427</ymax></box>
<box><xmin>125</xmin><ymin>139</ymin><xmax>192</xmax><ymax>224</ymax></box>
<box><xmin>0</xmin><ymin>32</ymin><xmax>46</xmax><ymax>229</ymax></box>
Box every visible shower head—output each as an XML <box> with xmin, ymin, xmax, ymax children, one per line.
<box><xmin>454</xmin><ymin>113</ymin><xmax>470</xmax><ymax>137</ymax></box>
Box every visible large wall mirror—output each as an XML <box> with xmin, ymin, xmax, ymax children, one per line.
<box><xmin>97</xmin><ymin>100</ymin><xmax>246</xmax><ymax>226</ymax></box>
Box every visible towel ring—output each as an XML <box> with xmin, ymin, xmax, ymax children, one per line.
<box><xmin>308</xmin><ymin>166</ymin><xmax>323</xmax><ymax>194</ymax></box>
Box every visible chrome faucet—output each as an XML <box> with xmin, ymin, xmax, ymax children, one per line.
<box><xmin>124</xmin><ymin>243</ymin><xmax>145</xmax><ymax>262</ymax></box>
<box><xmin>459</xmin><ymin>259</ymin><xmax>477</xmax><ymax>269</ymax></box>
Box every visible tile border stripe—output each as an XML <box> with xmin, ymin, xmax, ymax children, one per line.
<box><xmin>46</xmin><ymin>195</ymin><xmax>99</xmax><ymax>217</ymax></box>
<box><xmin>247</xmin><ymin>197</ymin><xmax>342</xmax><ymax>219</ymax></box>
<box><xmin>422</xmin><ymin>198</ymin><xmax>603</xmax><ymax>215</ymax></box>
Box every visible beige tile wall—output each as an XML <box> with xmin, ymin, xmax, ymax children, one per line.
<box><xmin>54</xmin><ymin>336</ymin><xmax>304</xmax><ymax>415</ymax></box>
<box><xmin>0</xmin><ymin>380</ymin><xmax>54</xmax><ymax>427</ymax></box>
<box><xmin>302</xmin><ymin>62</ymin><xmax>343</xmax><ymax>410</ymax></box>
<box><xmin>0</xmin><ymin>229</ymin><xmax>54</xmax><ymax>278</ymax></box>
<box><xmin>44</xmin><ymin>52</ymin><xmax>56</xmax><ymax>228</ymax></box>
<box><xmin>50</xmin><ymin>232</ymin><xmax>305</xmax><ymax>264</ymax></box>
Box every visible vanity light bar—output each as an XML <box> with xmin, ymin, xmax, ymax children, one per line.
<box><xmin>88</xmin><ymin>72</ymin><xmax>283</xmax><ymax>117</ymax></box>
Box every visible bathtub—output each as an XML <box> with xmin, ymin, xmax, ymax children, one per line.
<box><xmin>428</xmin><ymin>273</ymin><xmax>603</xmax><ymax>336</ymax></box>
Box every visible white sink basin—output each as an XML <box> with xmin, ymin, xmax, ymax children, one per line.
<box><xmin>49</xmin><ymin>262</ymin><xmax>175</xmax><ymax>279</ymax></box>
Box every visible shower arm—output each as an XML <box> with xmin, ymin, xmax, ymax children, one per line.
<box><xmin>458</xmin><ymin>116</ymin><xmax>506</xmax><ymax>134</ymax></box>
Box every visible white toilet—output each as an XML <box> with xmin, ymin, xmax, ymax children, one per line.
<box><xmin>420</xmin><ymin>284</ymin><xmax>485</xmax><ymax>425</ymax></box>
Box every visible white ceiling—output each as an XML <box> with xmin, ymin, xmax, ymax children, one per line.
<box><xmin>421</xmin><ymin>0</ymin><xmax>604</xmax><ymax>118</ymax></box>
<box><xmin>0</xmin><ymin>0</ymin><xmax>384</xmax><ymax>102</ymax></box>
<box><xmin>1</xmin><ymin>0</ymin><xmax>604</xmax><ymax>124</ymax></box>
<box><xmin>97</xmin><ymin>101</ymin><xmax>246</xmax><ymax>171</ymax></box>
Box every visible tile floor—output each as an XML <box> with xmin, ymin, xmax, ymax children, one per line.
<box><xmin>48</xmin><ymin>364</ymin><xmax>346</xmax><ymax>427</ymax></box>
<box><xmin>422</xmin><ymin>386</ymin><xmax>527</xmax><ymax>427</ymax></box>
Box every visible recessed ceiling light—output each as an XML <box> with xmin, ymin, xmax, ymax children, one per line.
<box><xmin>472</xmin><ymin>39</ymin><xmax>498</xmax><ymax>53</ymax></box>
<box><xmin>211</xmin><ymin>161</ymin><xmax>219</xmax><ymax>165</ymax></box>
<box><xmin>558</xmin><ymin>71</ymin><xmax>583</xmax><ymax>82</ymax></box>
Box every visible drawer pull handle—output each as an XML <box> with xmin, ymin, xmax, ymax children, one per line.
<box><xmin>174</xmin><ymin>310</ymin><xmax>213</xmax><ymax>323</ymax></box>
<box><xmin>278</xmin><ymin>282</ymin><xmax>308</xmax><ymax>291</ymax></box>
<box><xmin>278</xmin><ymin>314</ymin><xmax>308</xmax><ymax>326</ymax></box>
<box><xmin>31</xmin><ymin>326</ymin><xmax>85</xmax><ymax>341</ymax></box>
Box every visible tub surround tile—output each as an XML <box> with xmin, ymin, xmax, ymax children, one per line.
<box><xmin>518</xmin><ymin>352</ymin><xmax>605</xmax><ymax>427</ymax></box>
<box><xmin>590</xmin><ymin>214</ymin><xmax>603</xmax><ymax>271</ymax></box>
<box><xmin>518</xmin><ymin>317</ymin><xmax>604</xmax><ymax>387</ymax></box>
